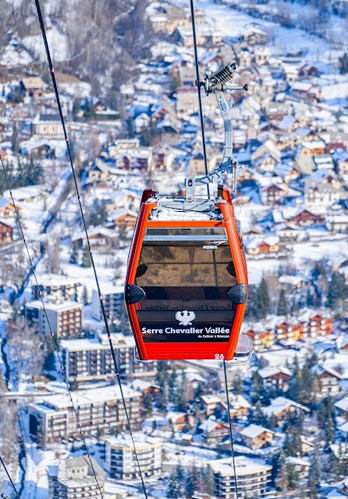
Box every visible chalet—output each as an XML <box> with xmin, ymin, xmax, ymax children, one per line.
<box><xmin>222</xmin><ymin>394</ymin><xmax>252</xmax><ymax>419</ymax></box>
<box><xmin>298</xmin><ymin>140</ymin><xmax>325</xmax><ymax>157</ymax></box>
<box><xmin>259</xmin><ymin>366</ymin><xmax>292</xmax><ymax>392</ymax></box>
<box><xmin>305</xmin><ymin>170</ymin><xmax>346</xmax><ymax>207</ymax></box>
<box><xmin>0</xmin><ymin>220</ymin><xmax>13</xmax><ymax>244</ymax></box>
<box><xmin>130</xmin><ymin>380</ymin><xmax>161</xmax><ymax>401</ymax></box>
<box><xmin>260</xmin><ymin>182</ymin><xmax>285</xmax><ymax>205</ymax></box>
<box><xmin>291</xmin><ymin>81</ymin><xmax>313</xmax><ymax>100</ymax></box>
<box><xmin>0</xmin><ymin>198</ymin><xmax>16</xmax><ymax>218</ymax></box>
<box><xmin>314</xmin><ymin>154</ymin><xmax>335</xmax><ymax>170</ymax></box>
<box><xmin>251</xmin><ymin>139</ymin><xmax>281</xmax><ymax>164</ymax></box>
<box><xmin>254</xmin><ymin>46</ymin><xmax>272</xmax><ymax>66</ymax></box>
<box><xmin>178</xmin><ymin>65</ymin><xmax>195</xmax><ymax>87</ymax></box>
<box><xmin>243</xmin><ymin>324</ymin><xmax>273</xmax><ymax>351</ymax></box>
<box><xmin>19</xmin><ymin>140</ymin><xmax>53</xmax><ymax>159</ymax></box>
<box><xmin>255</xmin><ymin>154</ymin><xmax>279</xmax><ymax>173</ymax></box>
<box><xmin>88</xmin><ymin>159</ymin><xmax>109</xmax><ymax>184</ymax></box>
<box><xmin>286</xmin><ymin>457</ymin><xmax>310</xmax><ymax>480</ymax></box>
<box><xmin>311</xmin><ymin>364</ymin><xmax>343</xmax><ymax>396</ymax></box>
<box><xmin>237</xmin><ymin>168</ymin><xmax>255</xmax><ymax>186</ymax></box>
<box><xmin>283</xmin><ymin>65</ymin><xmax>298</xmax><ymax>82</ymax></box>
<box><xmin>245</xmin><ymin>236</ymin><xmax>280</xmax><ymax>256</ymax></box>
<box><xmin>20</xmin><ymin>76</ymin><xmax>46</xmax><ymax>98</ymax></box>
<box><xmin>72</xmin><ymin>228</ymin><xmax>117</xmax><ymax>251</ymax></box>
<box><xmin>263</xmin><ymin>397</ymin><xmax>310</xmax><ymax>424</ymax></box>
<box><xmin>115</xmin><ymin>147</ymin><xmax>153</xmax><ymax>171</ymax></box>
<box><xmin>288</xmin><ymin>208</ymin><xmax>325</xmax><ymax>227</ymax></box>
<box><xmin>275</xmin><ymin>223</ymin><xmax>303</xmax><ymax>242</ymax></box>
<box><xmin>239</xmin><ymin>424</ymin><xmax>274</xmax><ymax>450</ymax></box>
<box><xmin>298</xmin><ymin>64</ymin><xmax>320</xmax><ymax>78</ymax></box>
<box><xmin>176</xmin><ymin>24</ymin><xmax>213</xmax><ymax>48</ymax></box>
<box><xmin>300</xmin><ymin>436</ymin><xmax>315</xmax><ymax>455</ymax></box>
<box><xmin>166</xmin><ymin>411</ymin><xmax>194</xmax><ymax>432</ymax></box>
<box><xmin>113</xmin><ymin>210</ymin><xmax>137</xmax><ymax>228</ymax></box>
<box><xmin>199</xmin><ymin>418</ymin><xmax>229</xmax><ymax>443</ymax></box>
<box><xmin>301</xmin><ymin>310</ymin><xmax>333</xmax><ymax>337</ymax></box>
<box><xmin>244</xmin><ymin>26</ymin><xmax>268</xmax><ymax>46</ymax></box>
<box><xmin>200</xmin><ymin>394</ymin><xmax>223</xmax><ymax>417</ymax></box>
<box><xmin>327</xmin><ymin>205</ymin><xmax>348</xmax><ymax>233</ymax></box>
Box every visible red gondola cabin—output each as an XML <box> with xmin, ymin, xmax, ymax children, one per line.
<box><xmin>125</xmin><ymin>188</ymin><xmax>248</xmax><ymax>361</ymax></box>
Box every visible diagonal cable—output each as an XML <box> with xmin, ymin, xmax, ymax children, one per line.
<box><xmin>0</xmin><ymin>454</ymin><xmax>21</xmax><ymax>499</ymax></box>
<box><xmin>223</xmin><ymin>359</ymin><xmax>239</xmax><ymax>499</ymax></box>
<box><xmin>0</xmin><ymin>157</ymin><xmax>104</xmax><ymax>499</ymax></box>
<box><xmin>189</xmin><ymin>0</ymin><xmax>210</xmax><ymax>198</ymax></box>
<box><xmin>34</xmin><ymin>1</ymin><xmax>149</xmax><ymax>496</ymax></box>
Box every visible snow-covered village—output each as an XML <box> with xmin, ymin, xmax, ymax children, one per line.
<box><xmin>1</xmin><ymin>0</ymin><xmax>348</xmax><ymax>498</ymax></box>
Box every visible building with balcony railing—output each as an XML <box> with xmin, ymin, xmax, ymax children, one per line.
<box><xmin>105</xmin><ymin>434</ymin><xmax>162</xmax><ymax>480</ymax></box>
<box><xmin>61</xmin><ymin>333</ymin><xmax>157</xmax><ymax>382</ymax></box>
<box><xmin>28</xmin><ymin>385</ymin><xmax>141</xmax><ymax>445</ymax></box>
<box><xmin>91</xmin><ymin>285</ymin><xmax>124</xmax><ymax>322</ymax></box>
<box><xmin>32</xmin><ymin>273</ymin><xmax>82</xmax><ymax>303</ymax></box>
<box><xmin>210</xmin><ymin>457</ymin><xmax>272</xmax><ymax>498</ymax></box>
<box><xmin>48</xmin><ymin>455</ymin><xmax>106</xmax><ymax>499</ymax></box>
<box><xmin>26</xmin><ymin>299</ymin><xmax>83</xmax><ymax>337</ymax></box>
<box><xmin>243</xmin><ymin>309</ymin><xmax>333</xmax><ymax>352</ymax></box>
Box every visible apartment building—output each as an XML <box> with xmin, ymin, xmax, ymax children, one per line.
<box><xmin>210</xmin><ymin>457</ymin><xmax>272</xmax><ymax>498</ymax></box>
<box><xmin>28</xmin><ymin>385</ymin><xmax>141</xmax><ymax>445</ymax></box>
<box><xmin>243</xmin><ymin>309</ymin><xmax>333</xmax><ymax>351</ymax></box>
<box><xmin>61</xmin><ymin>333</ymin><xmax>157</xmax><ymax>382</ymax></box>
<box><xmin>48</xmin><ymin>455</ymin><xmax>106</xmax><ymax>499</ymax></box>
<box><xmin>25</xmin><ymin>300</ymin><xmax>83</xmax><ymax>337</ymax></box>
<box><xmin>91</xmin><ymin>285</ymin><xmax>123</xmax><ymax>322</ymax></box>
<box><xmin>31</xmin><ymin>273</ymin><xmax>82</xmax><ymax>303</ymax></box>
<box><xmin>105</xmin><ymin>434</ymin><xmax>162</xmax><ymax>480</ymax></box>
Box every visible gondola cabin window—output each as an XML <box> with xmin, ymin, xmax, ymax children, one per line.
<box><xmin>135</xmin><ymin>227</ymin><xmax>238</xmax><ymax>344</ymax></box>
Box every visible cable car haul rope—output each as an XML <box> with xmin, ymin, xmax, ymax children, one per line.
<box><xmin>1</xmin><ymin>0</ymin><xmax>253</xmax><ymax>497</ymax></box>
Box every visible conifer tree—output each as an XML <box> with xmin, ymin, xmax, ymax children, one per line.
<box><xmin>277</xmin><ymin>288</ymin><xmax>288</xmax><ymax>316</ymax></box>
<box><xmin>232</xmin><ymin>375</ymin><xmax>243</xmax><ymax>395</ymax></box>
<box><xmin>167</xmin><ymin>472</ymin><xmax>179</xmax><ymax>498</ymax></box>
<box><xmin>256</xmin><ymin>277</ymin><xmax>271</xmax><ymax>319</ymax></box>
<box><xmin>308</xmin><ymin>445</ymin><xmax>320</xmax><ymax>499</ymax></box>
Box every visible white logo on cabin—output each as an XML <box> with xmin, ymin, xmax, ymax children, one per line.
<box><xmin>175</xmin><ymin>310</ymin><xmax>196</xmax><ymax>326</ymax></box>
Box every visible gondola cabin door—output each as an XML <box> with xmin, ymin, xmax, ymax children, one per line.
<box><xmin>125</xmin><ymin>190</ymin><xmax>248</xmax><ymax>361</ymax></box>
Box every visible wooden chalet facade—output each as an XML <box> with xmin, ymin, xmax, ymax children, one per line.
<box><xmin>243</xmin><ymin>310</ymin><xmax>333</xmax><ymax>352</ymax></box>
<box><xmin>259</xmin><ymin>367</ymin><xmax>292</xmax><ymax>392</ymax></box>
<box><xmin>239</xmin><ymin>425</ymin><xmax>274</xmax><ymax>450</ymax></box>
<box><xmin>0</xmin><ymin>198</ymin><xmax>16</xmax><ymax>218</ymax></box>
<box><xmin>288</xmin><ymin>208</ymin><xmax>325</xmax><ymax>226</ymax></box>
<box><xmin>0</xmin><ymin>220</ymin><xmax>13</xmax><ymax>244</ymax></box>
<box><xmin>311</xmin><ymin>364</ymin><xmax>343</xmax><ymax>396</ymax></box>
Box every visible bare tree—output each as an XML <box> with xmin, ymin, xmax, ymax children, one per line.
<box><xmin>6</xmin><ymin>316</ymin><xmax>45</xmax><ymax>385</ymax></box>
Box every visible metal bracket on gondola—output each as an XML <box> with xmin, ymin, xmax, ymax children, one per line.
<box><xmin>196</xmin><ymin>63</ymin><xmax>248</xmax><ymax>195</ymax></box>
<box><xmin>125</xmin><ymin>284</ymin><xmax>146</xmax><ymax>304</ymax></box>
